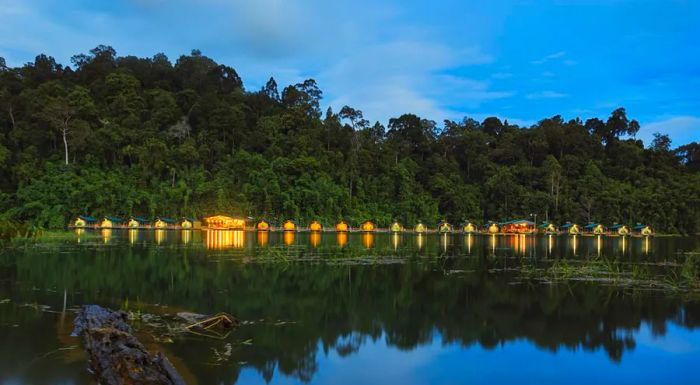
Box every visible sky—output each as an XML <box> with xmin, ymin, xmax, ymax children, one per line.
<box><xmin>1</xmin><ymin>0</ymin><xmax>699</xmax><ymax>147</ymax></box>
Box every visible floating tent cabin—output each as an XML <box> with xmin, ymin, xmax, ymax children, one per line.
<box><xmin>583</xmin><ymin>223</ymin><xmax>606</xmax><ymax>235</ymax></box>
<box><xmin>335</xmin><ymin>221</ymin><xmax>349</xmax><ymax>232</ymax></box>
<box><xmin>485</xmin><ymin>222</ymin><xmax>500</xmax><ymax>234</ymax></box>
<box><xmin>204</xmin><ymin>215</ymin><xmax>246</xmax><ymax>230</ymax></box>
<box><xmin>414</xmin><ymin>222</ymin><xmax>427</xmax><ymax>233</ymax></box>
<box><xmin>128</xmin><ymin>216</ymin><xmax>151</xmax><ymax>228</ymax></box>
<box><xmin>500</xmin><ymin>219</ymin><xmax>536</xmax><ymax>234</ymax></box>
<box><xmin>608</xmin><ymin>223</ymin><xmax>630</xmax><ymax>236</ymax></box>
<box><xmin>538</xmin><ymin>222</ymin><xmax>558</xmax><ymax>234</ymax></box>
<box><xmin>180</xmin><ymin>217</ymin><xmax>200</xmax><ymax>229</ymax></box>
<box><xmin>255</xmin><ymin>219</ymin><xmax>271</xmax><ymax>231</ymax></box>
<box><xmin>437</xmin><ymin>221</ymin><xmax>453</xmax><ymax>233</ymax></box>
<box><xmin>309</xmin><ymin>220</ymin><xmax>323</xmax><ymax>232</ymax></box>
<box><xmin>73</xmin><ymin>215</ymin><xmax>97</xmax><ymax>228</ymax></box>
<box><xmin>360</xmin><ymin>220</ymin><xmax>375</xmax><ymax>232</ymax></box>
<box><xmin>154</xmin><ymin>216</ymin><xmax>178</xmax><ymax>228</ymax></box>
<box><xmin>560</xmin><ymin>222</ymin><xmax>580</xmax><ymax>235</ymax></box>
<box><xmin>282</xmin><ymin>220</ymin><xmax>297</xmax><ymax>232</ymax></box>
<box><xmin>100</xmin><ymin>216</ymin><xmax>126</xmax><ymax>228</ymax></box>
<box><xmin>390</xmin><ymin>222</ymin><xmax>403</xmax><ymax>232</ymax></box>
<box><xmin>633</xmin><ymin>224</ymin><xmax>653</xmax><ymax>236</ymax></box>
<box><xmin>462</xmin><ymin>222</ymin><xmax>477</xmax><ymax>234</ymax></box>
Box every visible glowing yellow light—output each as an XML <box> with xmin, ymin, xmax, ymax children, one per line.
<box><xmin>392</xmin><ymin>233</ymin><xmax>400</xmax><ymax>250</ymax></box>
<box><xmin>336</xmin><ymin>221</ymin><xmax>349</xmax><ymax>232</ymax></box>
<box><xmin>257</xmin><ymin>231</ymin><xmax>269</xmax><ymax>246</ymax></box>
<box><xmin>205</xmin><ymin>229</ymin><xmax>245</xmax><ymax>249</ymax></box>
<box><xmin>128</xmin><ymin>219</ymin><xmax>139</xmax><ymax>228</ymax></box>
<box><xmin>155</xmin><ymin>229</ymin><xmax>165</xmax><ymax>244</ymax></box>
<box><xmin>310</xmin><ymin>232</ymin><xmax>320</xmax><ymax>247</ymax></box>
<box><xmin>596</xmin><ymin>235</ymin><xmax>602</xmax><ymax>257</ymax></box>
<box><xmin>465</xmin><ymin>233</ymin><xmax>474</xmax><ymax>254</ymax></box>
<box><xmin>391</xmin><ymin>222</ymin><xmax>403</xmax><ymax>232</ymax></box>
<box><xmin>621</xmin><ymin>236</ymin><xmax>627</xmax><ymax>254</ymax></box>
<box><xmin>360</xmin><ymin>221</ymin><xmax>375</xmax><ymax>232</ymax></box>
<box><xmin>129</xmin><ymin>229</ymin><xmax>138</xmax><ymax>244</ymax></box>
<box><xmin>644</xmin><ymin>237</ymin><xmax>650</xmax><ymax>254</ymax></box>
<box><xmin>547</xmin><ymin>234</ymin><xmax>553</xmax><ymax>255</ymax></box>
<box><xmin>309</xmin><ymin>220</ymin><xmax>322</xmax><ymax>232</ymax></box>
<box><xmin>571</xmin><ymin>235</ymin><xmax>578</xmax><ymax>255</ymax></box>
<box><xmin>362</xmin><ymin>233</ymin><xmax>374</xmax><ymax>248</ymax></box>
<box><xmin>204</xmin><ymin>215</ymin><xmax>245</xmax><ymax>230</ymax></box>
<box><xmin>181</xmin><ymin>219</ymin><xmax>193</xmax><ymax>229</ymax></box>
<box><xmin>441</xmin><ymin>233</ymin><xmax>448</xmax><ymax>252</ymax></box>
<box><xmin>74</xmin><ymin>218</ymin><xmax>86</xmax><ymax>228</ymax></box>
<box><xmin>181</xmin><ymin>230</ymin><xmax>192</xmax><ymax>244</ymax></box>
<box><xmin>416</xmin><ymin>233</ymin><xmax>424</xmax><ymax>249</ymax></box>
<box><xmin>256</xmin><ymin>220</ymin><xmax>270</xmax><ymax>231</ymax></box>
<box><xmin>337</xmin><ymin>232</ymin><xmax>348</xmax><ymax>247</ymax></box>
<box><xmin>100</xmin><ymin>219</ymin><xmax>113</xmax><ymax>228</ymax></box>
<box><xmin>464</xmin><ymin>223</ymin><xmax>476</xmax><ymax>233</ymax></box>
<box><xmin>415</xmin><ymin>223</ymin><xmax>426</xmax><ymax>233</ymax></box>
<box><xmin>490</xmin><ymin>234</ymin><xmax>496</xmax><ymax>253</ymax></box>
<box><xmin>101</xmin><ymin>228</ymin><xmax>112</xmax><ymax>243</ymax></box>
<box><xmin>488</xmin><ymin>223</ymin><xmax>499</xmax><ymax>234</ymax></box>
<box><xmin>284</xmin><ymin>231</ymin><xmax>295</xmax><ymax>246</ymax></box>
<box><xmin>283</xmin><ymin>220</ymin><xmax>297</xmax><ymax>231</ymax></box>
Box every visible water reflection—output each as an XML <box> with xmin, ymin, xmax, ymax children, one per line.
<box><xmin>310</xmin><ymin>232</ymin><xmax>320</xmax><ymax>248</ymax></box>
<box><xmin>101</xmin><ymin>228</ymin><xmax>112</xmax><ymax>244</ymax></box>
<box><xmin>181</xmin><ymin>230</ymin><xmax>192</xmax><ymax>245</ymax></box>
<box><xmin>362</xmin><ymin>233</ymin><xmax>374</xmax><ymax>249</ymax></box>
<box><xmin>256</xmin><ymin>231</ymin><xmax>269</xmax><ymax>247</ymax></box>
<box><xmin>0</xmin><ymin>233</ymin><xmax>699</xmax><ymax>385</ymax></box>
<box><xmin>283</xmin><ymin>231</ymin><xmax>295</xmax><ymax>246</ymax></box>
<box><xmin>336</xmin><ymin>232</ymin><xmax>348</xmax><ymax>247</ymax></box>
<box><xmin>155</xmin><ymin>229</ymin><xmax>165</xmax><ymax>245</ymax></box>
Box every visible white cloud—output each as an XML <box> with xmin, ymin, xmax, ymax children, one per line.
<box><xmin>531</xmin><ymin>50</ymin><xmax>566</xmax><ymax>65</ymax></box>
<box><xmin>526</xmin><ymin>91</ymin><xmax>568</xmax><ymax>99</ymax></box>
<box><xmin>638</xmin><ymin>116</ymin><xmax>700</xmax><ymax>146</ymax></box>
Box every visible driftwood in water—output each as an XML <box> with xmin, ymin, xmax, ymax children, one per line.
<box><xmin>72</xmin><ymin>305</ymin><xmax>186</xmax><ymax>385</ymax></box>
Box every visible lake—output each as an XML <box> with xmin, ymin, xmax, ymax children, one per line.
<box><xmin>1</xmin><ymin>230</ymin><xmax>699</xmax><ymax>384</ymax></box>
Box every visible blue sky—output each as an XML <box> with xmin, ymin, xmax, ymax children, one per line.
<box><xmin>1</xmin><ymin>0</ymin><xmax>699</xmax><ymax>146</ymax></box>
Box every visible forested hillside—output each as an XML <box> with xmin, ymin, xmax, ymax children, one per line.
<box><xmin>0</xmin><ymin>46</ymin><xmax>698</xmax><ymax>232</ymax></box>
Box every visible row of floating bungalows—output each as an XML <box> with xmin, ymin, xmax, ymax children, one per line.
<box><xmin>71</xmin><ymin>215</ymin><xmax>653</xmax><ymax>236</ymax></box>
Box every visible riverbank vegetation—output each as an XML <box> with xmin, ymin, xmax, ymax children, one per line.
<box><xmin>1</xmin><ymin>47</ymin><xmax>699</xmax><ymax>232</ymax></box>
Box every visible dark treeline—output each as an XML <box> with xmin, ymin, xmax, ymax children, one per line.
<box><xmin>0</xmin><ymin>46</ymin><xmax>699</xmax><ymax>232</ymax></box>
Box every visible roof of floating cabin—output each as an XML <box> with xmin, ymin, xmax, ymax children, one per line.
<box><xmin>105</xmin><ymin>216</ymin><xmax>125</xmax><ymax>222</ymax></box>
<box><xmin>499</xmin><ymin>219</ymin><xmax>535</xmax><ymax>226</ymax></box>
<box><xmin>609</xmin><ymin>223</ymin><xmax>627</xmax><ymax>230</ymax></box>
<box><xmin>78</xmin><ymin>215</ymin><xmax>97</xmax><ymax>222</ymax></box>
<box><xmin>560</xmin><ymin>222</ymin><xmax>577</xmax><ymax>228</ymax></box>
<box><xmin>538</xmin><ymin>221</ymin><xmax>555</xmax><ymax>228</ymax></box>
<box><xmin>584</xmin><ymin>223</ymin><xmax>603</xmax><ymax>230</ymax></box>
<box><xmin>156</xmin><ymin>216</ymin><xmax>177</xmax><ymax>223</ymax></box>
<box><xmin>182</xmin><ymin>217</ymin><xmax>198</xmax><ymax>222</ymax></box>
<box><xmin>131</xmin><ymin>216</ymin><xmax>151</xmax><ymax>223</ymax></box>
<box><xmin>633</xmin><ymin>224</ymin><xmax>650</xmax><ymax>230</ymax></box>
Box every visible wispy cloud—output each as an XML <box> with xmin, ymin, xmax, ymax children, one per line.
<box><xmin>638</xmin><ymin>115</ymin><xmax>700</xmax><ymax>146</ymax></box>
<box><xmin>526</xmin><ymin>91</ymin><xmax>568</xmax><ymax>99</ymax></box>
<box><xmin>531</xmin><ymin>51</ymin><xmax>566</xmax><ymax>65</ymax></box>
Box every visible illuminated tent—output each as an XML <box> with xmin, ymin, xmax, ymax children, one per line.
<box><xmin>414</xmin><ymin>222</ymin><xmax>426</xmax><ymax>233</ymax></box>
<box><xmin>500</xmin><ymin>219</ymin><xmax>535</xmax><ymax>234</ymax></box>
<box><xmin>73</xmin><ymin>215</ymin><xmax>97</xmax><ymax>228</ymax></box>
<box><xmin>390</xmin><ymin>222</ymin><xmax>403</xmax><ymax>232</ymax></box>
<box><xmin>128</xmin><ymin>216</ymin><xmax>151</xmax><ymax>228</ymax></box>
<box><xmin>462</xmin><ymin>222</ymin><xmax>477</xmax><ymax>233</ymax></box>
<box><xmin>204</xmin><ymin>215</ymin><xmax>245</xmax><ymax>230</ymax></box>
<box><xmin>609</xmin><ymin>223</ymin><xmax>630</xmax><ymax>236</ymax></box>
<box><xmin>155</xmin><ymin>217</ymin><xmax>177</xmax><ymax>228</ymax></box>
<box><xmin>584</xmin><ymin>223</ymin><xmax>605</xmax><ymax>235</ymax></box>
<box><xmin>336</xmin><ymin>221</ymin><xmax>349</xmax><ymax>232</ymax></box>
<box><xmin>255</xmin><ymin>220</ymin><xmax>270</xmax><ymax>231</ymax></box>
<box><xmin>633</xmin><ymin>224</ymin><xmax>653</xmax><ymax>236</ymax></box>
<box><xmin>438</xmin><ymin>221</ymin><xmax>452</xmax><ymax>233</ymax></box>
<box><xmin>538</xmin><ymin>222</ymin><xmax>558</xmax><ymax>234</ymax></box>
<box><xmin>282</xmin><ymin>220</ymin><xmax>297</xmax><ymax>231</ymax></box>
<box><xmin>309</xmin><ymin>220</ymin><xmax>323</xmax><ymax>232</ymax></box>
<box><xmin>360</xmin><ymin>220</ymin><xmax>375</xmax><ymax>232</ymax></box>
<box><xmin>101</xmin><ymin>216</ymin><xmax>125</xmax><ymax>228</ymax></box>
<box><xmin>560</xmin><ymin>222</ymin><xmax>580</xmax><ymax>235</ymax></box>
<box><xmin>180</xmin><ymin>217</ymin><xmax>199</xmax><ymax>229</ymax></box>
<box><xmin>486</xmin><ymin>222</ymin><xmax>500</xmax><ymax>234</ymax></box>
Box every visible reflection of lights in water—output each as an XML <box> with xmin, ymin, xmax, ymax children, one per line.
<box><xmin>284</xmin><ymin>231</ymin><xmax>295</xmax><ymax>246</ymax></box>
<box><xmin>441</xmin><ymin>233</ymin><xmax>448</xmax><ymax>253</ymax></box>
<box><xmin>362</xmin><ymin>233</ymin><xmax>374</xmax><ymax>248</ymax></box>
<box><xmin>310</xmin><ymin>232</ymin><xmax>320</xmax><ymax>247</ymax></box>
<box><xmin>465</xmin><ymin>234</ymin><xmax>473</xmax><ymax>254</ymax></box>
<box><xmin>181</xmin><ymin>230</ymin><xmax>192</xmax><ymax>244</ymax></box>
<box><xmin>392</xmin><ymin>233</ymin><xmax>400</xmax><ymax>250</ymax></box>
<box><xmin>621</xmin><ymin>236</ymin><xmax>627</xmax><ymax>254</ymax></box>
<box><xmin>128</xmin><ymin>229</ymin><xmax>138</xmax><ymax>245</ymax></box>
<box><xmin>101</xmin><ymin>229</ymin><xmax>112</xmax><ymax>244</ymax></box>
<box><xmin>75</xmin><ymin>229</ymin><xmax>84</xmax><ymax>243</ymax></box>
<box><xmin>155</xmin><ymin>229</ymin><xmax>165</xmax><ymax>245</ymax></box>
<box><xmin>416</xmin><ymin>234</ymin><xmax>424</xmax><ymax>250</ymax></box>
<box><xmin>547</xmin><ymin>235</ymin><xmax>553</xmax><ymax>255</ymax></box>
<box><xmin>337</xmin><ymin>232</ymin><xmax>348</xmax><ymax>247</ymax></box>
<box><xmin>571</xmin><ymin>235</ymin><xmax>578</xmax><ymax>255</ymax></box>
<box><xmin>644</xmin><ymin>237</ymin><xmax>650</xmax><ymax>254</ymax></box>
<box><xmin>490</xmin><ymin>234</ymin><xmax>496</xmax><ymax>253</ymax></box>
<box><xmin>596</xmin><ymin>235</ymin><xmax>602</xmax><ymax>257</ymax></box>
<box><xmin>257</xmin><ymin>231</ymin><xmax>269</xmax><ymax>246</ymax></box>
<box><xmin>205</xmin><ymin>230</ymin><xmax>245</xmax><ymax>249</ymax></box>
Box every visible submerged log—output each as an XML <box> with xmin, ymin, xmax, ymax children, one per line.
<box><xmin>72</xmin><ymin>305</ymin><xmax>186</xmax><ymax>385</ymax></box>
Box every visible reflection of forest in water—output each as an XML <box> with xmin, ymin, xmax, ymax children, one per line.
<box><xmin>0</xmin><ymin>232</ymin><xmax>699</xmax><ymax>384</ymax></box>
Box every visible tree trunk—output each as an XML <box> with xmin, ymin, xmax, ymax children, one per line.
<box><xmin>62</xmin><ymin>127</ymin><xmax>69</xmax><ymax>165</ymax></box>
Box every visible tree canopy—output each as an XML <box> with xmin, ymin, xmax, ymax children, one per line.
<box><xmin>0</xmin><ymin>47</ymin><xmax>698</xmax><ymax>232</ymax></box>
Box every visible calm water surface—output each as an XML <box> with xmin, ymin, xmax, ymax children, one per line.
<box><xmin>1</xmin><ymin>230</ymin><xmax>699</xmax><ymax>384</ymax></box>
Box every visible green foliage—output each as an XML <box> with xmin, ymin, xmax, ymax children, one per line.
<box><xmin>0</xmin><ymin>48</ymin><xmax>699</xmax><ymax>231</ymax></box>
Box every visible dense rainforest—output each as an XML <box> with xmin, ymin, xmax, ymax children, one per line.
<box><xmin>0</xmin><ymin>46</ymin><xmax>698</xmax><ymax>232</ymax></box>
